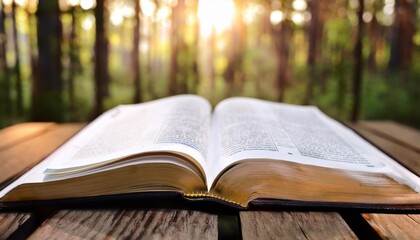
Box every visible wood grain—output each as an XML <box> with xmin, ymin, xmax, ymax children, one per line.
<box><xmin>359</xmin><ymin>121</ymin><xmax>420</xmax><ymax>153</ymax></box>
<box><xmin>349</xmin><ymin>124</ymin><xmax>420</xmax><ymax>175</ymax></box>
<box><xmin>0</xmin><ymin>123</ymin><xmax>85</xmax><ymax>185</ymax></box>
<box><xmin>240</xmin><ymin>211</ymin><xmax>357</xmax><ymax>240</ymax></box>
<box><xmin>351</xmin><ymin>122</ymin><xmax>420</xmax><ymax>239</ymax></box>
<box><xmin>0</xmin><ymin>122</ymin><xmax>54</xmax><ymax>151</ymax></box>
<box><xmin>0</xmin><ymin>212</ymin><xmax>31</xmax><ymax>239</ymax></box>
<box><xmin>362</xmin><ymin>214</ymin><xmax>420</xmax><ymax>239</ymax></box>
<box><xmin>29</xmin><ymin>209</ymin><xmax>217</xmax><ymax>239</ymax></box>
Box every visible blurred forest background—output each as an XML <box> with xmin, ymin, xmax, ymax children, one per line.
<box><xmin>0</xmin><ymin>0</ymin><xmax>419</xmax><ymax>129</ymax></box>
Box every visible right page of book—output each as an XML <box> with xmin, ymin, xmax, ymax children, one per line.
<box><xmin>207</xmin><ymin>97</ymin><xmax>420</xmax><ymax>191</ymax></box>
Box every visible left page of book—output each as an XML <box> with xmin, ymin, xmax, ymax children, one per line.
<box><xmin>0</xmin><ymin>95</ymin><xmax>212</xmax><ymax>199</ymax></box>
<box><xmin>46</xmin><ymin>95</ymin><xmax>211</xmax><ymax>174</ymax></box>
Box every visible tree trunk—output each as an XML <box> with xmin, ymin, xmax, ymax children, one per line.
<box><xmin>273</xmin><ymin>20</ymin><xmax>292</xmax><ymax>102</ymax></box>
<box><xmin>351</xmin><ymin>0</ymin><xmax>364</xmax><ymax>122</ymax></box>
<box><xmin>132</xmin><ymin>0</ymin><xmax>142</xmax><ymax>103</ymax></box>
<box><xmin>146</xmin><ymin>3</ymin><xmax>158</xmax><ymax>99</ymax></box>
<box><xmin>260</xmin><ymin>1</ymin><xmax>271</xmax><ymax>41</ymax></box>
<box><xmin>388</xmin><ymin>0</ymin><xmax>415</xmax><ymax>78</ymax></box>
<box><xmin>305</xmin><ymin>0</ymin><xmax>323</xmax><ymax>104</ymax></box>
<box><xmin>191</xmin><ymin>0</ymin><xmax>200</xmax><ymax>93</ymax></box>
<box><xmin>367</xmin><ymin>15</ymin><xmax>379</xmax><ymax>72</ymax></box>
<box><xmin>224</xmin><ymin>37</ymin><xmax>235</xmax><ymax>96</ymax></box>
<box><xmin>168</xmin><ymin>0</ymin><xmax>185</xmax><ymax>95</ymax></box>
<box><xmin>224</xmin><ymin>0</ymin><xmax>246</xmax><ymax>97</ymax></box>
<box><xmin>32</xmin><ymin>0</ymin><xmax>64</xmax><ymax>121</ymax></box>
<box><xmin>93</xmin><ymin>0</ymin><xmax>109</xmax><ymax>118</ymax></box>
<box><xmin>0</xmin><ymin>1</ymin><xmax>12</xmax><ymax>116</ymax></box>
<box><xmin>146</xmin><ymin>18</ymin><xmax>154</xmax><ymax>99</ymax></box>
<box><xmin>307</xmin><ymin>0</ymin><xmax>320</xmax><ymax>67</ymax></box>
<box><xmin>28</xmin><ymin>11</ymin><xmax>38</xmax><ymax>112</ymax></box>
<box><xmin>209</xmin><ymin>30</ymin><xmax>215</xmax><ymax>94</ymax></box>
<box><xmin>12</xmin><ymin>2</ymin><xmax>23</xmax><ymax>114</ymax></box>
<box><xmin>68</xmin><ymin>6</ymin><xmax>78</xmax><ymax>120</ymax></box>
<box><xmin>0</xmin><ymin>2</ymin><xmax>6</xmax><ymax>70</ymax></box>
<box><xmin>146</xmin><ymin>19</ymin><xmax>156</xmax><ymax>99</ymax></box>
<box><xmin>305</xmin><ymin>0</ymin><xmax>315</xmax><ymax>105</ymax></box>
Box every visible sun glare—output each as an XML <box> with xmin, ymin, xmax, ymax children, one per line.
<box><xmin>270</xmin><ymin>10</ymin><xmax>284</xmax><ymax>25</ymax></box>
<box><xmin>14</xmin><ymin>0</ymin><xmax>27</xmax><ymax>7</ymax></box>
<box><xmin>82</xmin><ymin>15</ymin><xmax>94</xmax><ymax>30</ymax></box>
<box><xmin>291</xmin><ymin>11</ymin><xmax>305</xmax><ymax>25</ymax></box>
<box><xmin>198</xmin><ymin>0</ymin><xmax>235</xmax><ymax>37</ymax></box>
<box><xmin>141</xmin><ymin>0</ymin><xmax>156</xmax><ymax>18</ymax></box>
<box><xmin>69</xmin><ymin>0</ymin><xmax>80</xmax><ymax>7</ymax></box>
<box><xmin>244</xmin><ymin>4</ymin><xmax>263</xmax><ymax>24</ymax></box>
<box><xmin>80</xmin><ymin>0</ymin><xmax>96</xmax><ymax>10</ymax></box>
<box><xmin>109</xmin><ymin>2</ymin><xmax>135</xmax><ymax>26</ymax></box>
<box><xmin>2</xmin><ymin>0</ymin><xmax>12</xmax><ymax>7</ymax></box>
<box><xmin>292</xmin><ymin>0</ymin><xmax>307</xmax><ymax>11</ymax></box>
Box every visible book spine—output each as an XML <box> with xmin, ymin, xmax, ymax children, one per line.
<box><xmin>183</xmin><ymin>191</ymin><xmax>244</xmax><ymax>207</ymax></box>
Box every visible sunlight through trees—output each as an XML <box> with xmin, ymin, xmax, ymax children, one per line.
<box><xmin>0</xmin><ymin>0</ymin><xmax>419</xmax><ymax>128</ymax></box>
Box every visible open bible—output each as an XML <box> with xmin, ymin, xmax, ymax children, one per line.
<box><xmin>1</xmin><ymin>95</ymin><xmax>420</xmax><ymax>209</ymax></box>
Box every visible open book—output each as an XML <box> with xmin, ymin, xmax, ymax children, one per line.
<box><xmin>1</xmin><ymin>95</ymin><xmax>420</xmax><ymax>209</ymax></box>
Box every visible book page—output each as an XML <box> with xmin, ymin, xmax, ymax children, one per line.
<box><xmin>207</xmin><ymin>98</ymin><xmax>420</xmax><ymax>191</ymax></box>
<box><xmin>45</xmin><ymin>95</ymin><xmax>211</xmax><ymax>174</ymax></box>
<box><xmin>0</xmin><ymin>95</ymin><xmax>212</xmax><ymax>199</ymax></box>
<box><xmin>1</xmin><ymin>95</ymin><xmax>215</xmax><ymax>200</ymax></box>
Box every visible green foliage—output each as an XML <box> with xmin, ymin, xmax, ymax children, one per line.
<box><xmin>361</xmin><ymin>71</ymin><xmax>420</xmax><ymax>129</ymax></box>
<box><xmin>241</xmin><ymin>43</ymin><xmax>277</xmax><ymax>101</ymax></box>
<box><xmin>283</xmin><ymin>66</ymin><xmax>307</xmax><ymax>104</ymax></box>
<box><xmin>71</xmin><ymin>71</ymin><xmax>95</xmax><ymax>120</ymax></box>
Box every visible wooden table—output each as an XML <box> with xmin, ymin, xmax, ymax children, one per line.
<box><xmin>0</xmin><ymin>121</ymin><xmax>419</xmax><ymax>239</ymax></box>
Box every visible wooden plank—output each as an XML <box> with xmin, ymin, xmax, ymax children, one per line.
<box><xmin>349</xmin><ymin>124</ymin><xmax>420</xmax><ymax>175</ymax></box>
<box><xmin>0</xmin><ymin>212</ymin><xmax>31</xmax><ymax>239</ymax></box>
<box><xmin>240</xmin><ymin>211</ymin><xmax>357</xmax><ymax>240</ymax></box>
<box><xmin>359</xmin><ymin>121</ymin><xmax>420</xmax><ymax>153</ymax></box>
<box><xmin>362</xmin><ymin>214</ymin><xmax>420</xmax><ymax>239</ymax></box>
<box><xmin>0</xmin><ymin>124</ymin><xmax>85</xmax><ymax>185</ymax></box>
<box><xmin>0</xmin><ymin>124</ymin><xmax>82</xmax><ymax>239</ymax></box>
<box><xmin>29</xmin><ymin>209</ymin><xmax>217</xmax><ymax>239</ymax></box>
<box><xmin>350</xmin><ymin>122</ymin><xmax>420</xmax><ymax>239</ymax></box>
<box><xmin>0</xmin><ymin>122</ymin><xmax>55</xmax><ymax>151</ymax></box>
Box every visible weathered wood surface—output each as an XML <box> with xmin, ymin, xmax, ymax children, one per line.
<box><xmin>29</xmin><ymin>209</ymin><xmax>217</xmax><ymax>239</ymax></box>
<box><xmin>349</xmin><ymin>123</ymin><xmax>420</xmax><ymax>175</ymax></box>
<box><xmin>0</xmin><ymin>212</ymin><xmax>31</xmax><ymax>239</ymax></box>
<box><xmin>359</xmin><ymin>121</ymin><xmax>420</xmax><ymax>153</ymax></box>
<box><xmin>0</xmin><ymin>122</ymin><xmax>54</xmax><ymax>151</ymax></box>
<box><xmin>240</xmin><ymin>211</ymin><xmax>357</xmax><ymax>240</ymax></box>
<box><xmin>0</xmin><ymin>123</ymin><xmax>85</xmax><ymax>184</ymax></box>
<box><xmin>0</xmin><ymin>124</ymin><xmax>84</xmax><ymax>239</ymax></box>
<box><xmin>1</xmin><ymin>121</ymin><xmax>420</xmax><ymax>239</ymax></box>
<box><xmin>350</xmin><ymin>123</ymin><xmax>420</xmax><ymax>239</ymax></box>
<box><xmin>362</xmin><ymin>214</ymin><xmax>420</xmax><ymax>239</ymax></box>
